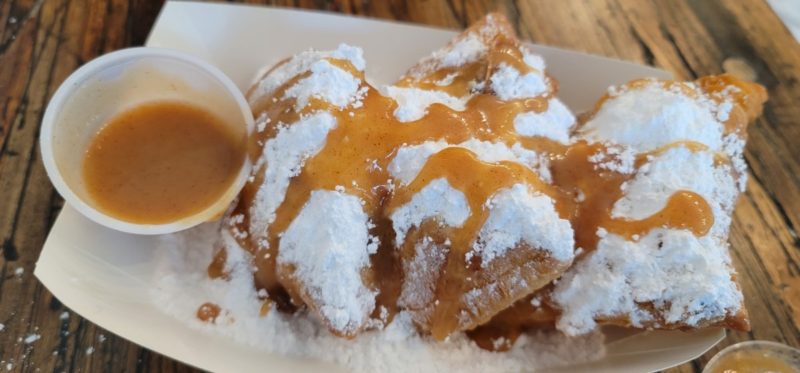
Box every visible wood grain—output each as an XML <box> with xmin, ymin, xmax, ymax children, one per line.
<box><xmin>0</xmin><ymin>0</ymin><xmax>797</xmax><ymax>371</ymax></box>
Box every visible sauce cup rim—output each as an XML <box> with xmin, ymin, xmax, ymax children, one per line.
<box><xmin>702</xmin><ymin>340</ymin><xmax>800</xmax><ymax>372</ymax></box>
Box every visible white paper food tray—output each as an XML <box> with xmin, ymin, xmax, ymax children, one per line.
<box><xmin>35</xmin><ymin>2</ymin><xmax>724</xmax><ymax>372</ymax></box>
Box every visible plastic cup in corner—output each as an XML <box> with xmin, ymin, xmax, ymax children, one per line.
<box><xmin>40</xmin><ymin>47</ymin><xmax>254</xmax><ymax>235</ymax></box>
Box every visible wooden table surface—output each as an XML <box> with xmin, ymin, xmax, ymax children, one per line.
<box><xmin>1</xmin><ymin>0</ymin><xmax>798</xmax><ymax>371</ymax></box>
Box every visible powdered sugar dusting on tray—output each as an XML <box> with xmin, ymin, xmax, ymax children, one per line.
<box><xmin>152</xmin><ymin>225</ymin><xmax>605</xmax><ymax>373</ymax></box>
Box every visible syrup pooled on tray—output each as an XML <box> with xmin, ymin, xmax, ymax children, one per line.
<box><xmin>197</xmin><ymin>302</ymin><xmax>221</xmax><ymax>323</ymax></box>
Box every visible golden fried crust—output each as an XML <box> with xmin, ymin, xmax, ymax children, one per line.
<box><xmin>695</xmin><ymin>74</ymin><xmax>768</xmax><ymax>122</ymax></box>
<box><xmin>407</xmin><ymin>239</ymin><xmax>570</xmax><ymax>340</ymax></box>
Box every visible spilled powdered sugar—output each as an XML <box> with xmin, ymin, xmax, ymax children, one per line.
<box><xmin>278</xmin><ymin>190</ymin><xmax>378</xmax><ymax>334</ymax></box>
<box><xmin>152</xmin><ymin>225</ymin><xmax>605</xmax><ymax>372</ymax></box>
<box><xmin>472</xmin><ymin>184</ymin><xmax>575</xmax><ymax>266</ymax></box>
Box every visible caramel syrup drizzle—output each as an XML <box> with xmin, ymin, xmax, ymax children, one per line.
<box><xmin>205</xmin><ymin>33</ymin><xmax>735</xmax><ymax>340</ymax></box>
<box><xmin>551</xmin><ymin>141</ymin><xmax>716</xmax><ymax>253</ymax></box>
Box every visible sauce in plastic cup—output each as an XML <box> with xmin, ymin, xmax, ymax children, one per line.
<box><xmin>40</xmin><ymin>47</ymin><xmax>253</xmax><ymax>235</ymax></box>
<box><xmin>703</xmin><ymin>341</ymin><xmax>800</xmax><ymax>373</ymax></box>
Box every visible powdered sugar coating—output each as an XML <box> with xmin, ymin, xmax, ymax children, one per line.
<box><xmin>521</xmin><ymin>47</ymin><xmax>546</xmax><ymax>72</ymax></box>
<box><xmin>552</xmin><ymin>228</ymin><xmax>742</xmax><ymax>335</ymax></box>
<box><xmin>390</xmin><ymin>178</ymin><xmax>470</xmax><ymax>245</ymax></box>
<box><xmin>283</xmin><ymin>59</ymin><xmax>365</xmax><ymax>111</ymax></box>
<box><xmin>249</xmin><ymin>44</ymin><xmax>365</xmax><ymax>106</ymax></box>
<box><xmin>437</xmin><ymin>34</ymin><xmax>486</xmax><ymax>68</ymax></box>
<box><xmin>388</xmin><ymin>139</ymin><xmax>551</xmax><ymax>185</ymax></box>
<box><xmin>278</xmin><ymin>190</ymin><xmax>378</xmax><ymax>335</ymax></box>
<box><xmin>612</xmin><ymin>146</ymin><xmax>738</xmax><ymax>237</ymax></box>
<box><xmin>587</xmin><ymin>144</ymin><xmax>637</xmax><ymax>174</ymax></box>
<box><xmin>512</xmin><ymin>98</ymin><xmax>574</xmax><ymax>143</ymax></box>
<box><xmin>404</xmin><ymin>30</ymin><xmax>489</xmax><ymax>80</ymax></box>
<box><xmin>722</xmin><ymin>133</ymin><xmax>748</xmax><ymax>192</ymax></box>
<box><xmin>579</xmin><ymin>82</ymin><xmax>728</xmax><ymax>153</ymax></box>
<box><xmin>490</xmin><ymin>63</ymin><xmax>549</xmax><ymax>101</ymax></box>
<box><xmin>473</xmin><ymin>184</ymin><xmax>575</xmax><ymax>265</ymax></box>
<box><xmin>249</xmin><ymin>113</ymin><xmax>337</xmax><ymax>242</ymax></box>
<box><xmin>381</xmin><ymin>86</ymin><xmax>468</xmax><ymax>122</ymax></box>
<box><xmin>434</xmin><ymin>73</ymin><xmax>458</xmax><ymax>87</ymax></box>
